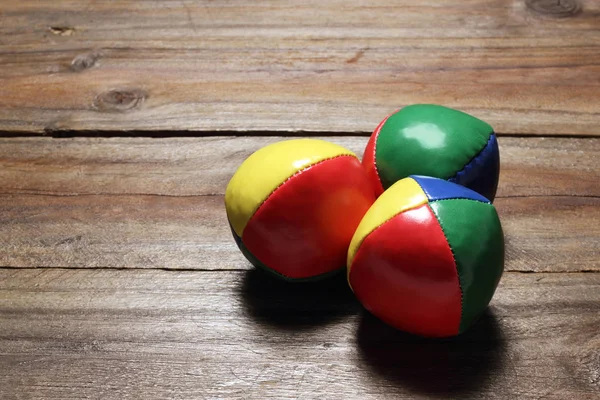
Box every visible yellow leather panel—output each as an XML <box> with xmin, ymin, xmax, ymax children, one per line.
<box><xmin>225</xmin><ymin>139</ymin><xmax>356</xmax><ymax>237</ymax></box>
<box><xmin>347</xmin><ymin>177</ymin><xmax>428</xmax><ymax>272</ymax></box>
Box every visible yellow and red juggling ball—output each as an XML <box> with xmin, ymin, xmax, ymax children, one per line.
<box><xmin>347</xmin><ymin>175</ymin><xmax>504</xmax><ymax>337</ymax></box>
<box><xmin>225</xmin><ymin>139</ymin><xmax>376</xmax><ymax>281</ymax></box>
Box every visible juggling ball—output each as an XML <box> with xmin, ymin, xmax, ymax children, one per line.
<box><xmin>225</xmin><ymin>138</ymin><xmax>376</xmax><ymax>281</ymax></box>
<box><xmin>363</xmin><ymin>104</ymin><xmax>500</xmax><ymax>201</ymax></box>
<box><xmin>347</xmin><ymin>175</ymin><xmax>504</xmax><ymax>338</ymax></box>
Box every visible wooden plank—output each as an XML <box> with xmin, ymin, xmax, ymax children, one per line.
<box><xmin>0</xmin><ymin>269</ymin><xmax>598</xmax><ymax>399</ymax></box>
<box><xmin>1</xmin><ymin>136</ymin><xmax>598</xmax><ymax>197</ymax></box>
<box><xmin>1</xmin><ymin>1</ymin><xmax>599</xmax><ymax>135</ymax></box>
<box><xmin>0</xmin><ymin>194</ymin><xmax>598</xmax><ymax>272</ymax></box>
<box><xmin>0</xmin><ymin>136</ymin><xmax>598</xmax><ymax>272</ymax></box>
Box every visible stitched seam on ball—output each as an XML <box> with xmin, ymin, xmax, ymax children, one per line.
<box><xmin>371</xmin><ymin>115</ymin><xmax>390</xmax><ymax>189</ymax></box>
<box><xmin>448</xmin><ymin>132</ymin><xmax>496</xmax><ymax>183</ymax></box>
<box><xmin>427</xmin><ymin>203</ymin><xmax>464</xmax><ymax>333</ymax></box>
<box><xmin>411</xmin><ymin>178</ymin><xmax>490</xmax><ymax>205</ymax></box>
<box><xmin>350</xmin><ymin>202</ymin><xmax>424</xmax><ymax>273</ymax></box>
<box><xmin>350</xmin><ymin>208</ymin><xmax>407</xmax><ymax>274</ymax></box>
<box><xmin>251</xmin><ymin>154</ymin><xmax>356</xmax><ymax>219</ymax></box>
<box><xmin>429</xmin><ymin>197</ymin><xmax>490</xmax><ymax>205</ymax></box>
<box><xmin>411</xmin><ymin>176</ymin><xmax>433</xmax><ymax>201</ymax></box>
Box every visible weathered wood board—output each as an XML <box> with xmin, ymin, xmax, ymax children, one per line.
<box><xmin>0</xmin><ymin>269</ymin><xmax>599</xmax><ymax>399</ymax></box>
<box><xmin>1</xmin><ymin>1</ymin><xmax>599</xmax><ymax>134</ymax></box>
<box><xmin>1</xmin><ymin>137</ymin><xmax>598</xmax><ymax>272</ymax></box>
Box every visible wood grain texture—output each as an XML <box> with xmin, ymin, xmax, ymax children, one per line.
<box><xmin>2</xmin><ymin>3</ymin><xmax>598</xmax><ymax>399</ymax></box>
<box><xmin>1</xmin><ymin>193</ymin><xmax>597</xmax><ymax>272</ymax></box>
<box><xmin>1</xmin><ymin>0</ymin><xmax>599</xmax><ymax>135</ymax></box>
<box><xmin>0</xmin><ymin>269</ymin><xmax>598</xmax><ymax>399</ymax></box>
<box><xmin>1</xmin><ymin>136</ymin><xmax>598</xmax><ymax>197</ymax></box>
<box><xmin>0</xmin><ymin>136</ymin><xmax>598</xmax><ymax>272</ymax></box>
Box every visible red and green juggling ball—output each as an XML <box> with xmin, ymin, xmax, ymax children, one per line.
<box><xmin>347</xmin><ymin>175</ymin><xmax>505</xmax><ymax>338</ymax></box>
<box><xmin>225</xmin><ymin>138</ymin><xmax>376</xmax><ymax>281</ymax></box>
<box><xmin>363</xmin><ymin>104</ymin><xmax>500</xmax><ymax>202</ymax></box>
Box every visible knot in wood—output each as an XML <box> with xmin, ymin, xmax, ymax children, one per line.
<box><xmin>525</xmin><ymin>0</ymin><xmax>580</xmax><ymax>17</ymax></box>
<box><xmin>93</xmin><ymin>89</ymin><xmax>147</xmax><ymax>113</ymax></box>
<box><xmin>49</xmin><ymin>26</ymin><xmax>75</xmax><ymax>36</ymax></box>
<box><xmin>70</xmin><ymin>52</ymin><xmax>99</xmax><ymax>72</ymax></box>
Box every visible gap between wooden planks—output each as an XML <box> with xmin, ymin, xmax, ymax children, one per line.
<box><xmin>0</xmin><ymin>136</ymin><xmax>598</xmax><ymax>272</ymax></box>
<box><xmin>0</xmin><ymin>0</ymin><xmax>599</xmax><ymax>134</ymax></box>
<box><xmin>0</xmin><ymin>269</ymin><xmax>598</xmax><ymax>399</ymax></box>
<box><xmin>0</xmin><ymin>136</ymin><xmax>597</xmax><ymax>197</ymax></box>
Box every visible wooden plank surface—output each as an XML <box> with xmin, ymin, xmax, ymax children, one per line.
<box><xmin>1</xmin><ymin>136</ymin><xmax>598</xmax><ymax>197</ymax></box>
<box><xmin>1</xmin><ymin>136</ymin><xmax>598</xmax><ymax>272</ymax></box>
<box><xmin>1</xmin><ymin>0</ymin><xmax>599</xmax><ymax>135</ymax></box>
<box><xmin>1</xmin><ymin>269</ymin><xmax>599</xmax><ymax>399</ymax></box>
<box><xmin>2</xmin><ymin>2</ymin><xmax>599</xmax><ymax>398</ymax></box>
<box><xmin>1</xmin><ymin>194</ymin><xmax>598</xmax><ymax>273</ymax></box>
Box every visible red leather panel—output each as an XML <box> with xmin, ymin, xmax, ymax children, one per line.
<box><xmin>349</xmin><ymin>203</ymin><xmax>462</xmax><ymax>337</ymax></box>
<box><xmin>243</xmin><ymin>155</ymin><xmax>376</xmax><ymax>279</ymax></box>
<box><xmin>362</xmin><ymin>117</ymin><xmax>387</xmax><ymax>198</ymax></box>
